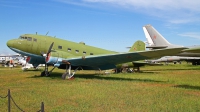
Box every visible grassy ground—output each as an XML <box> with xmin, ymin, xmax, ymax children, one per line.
<box><xmin>0</xmin><ymin>62</ymin><xmax>200</xmax><ymax>111</ymax></box>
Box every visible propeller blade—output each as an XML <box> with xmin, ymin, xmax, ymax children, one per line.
<box><xmin>45</xmin><ymin>42</ymin><xmax>54</xmax><ymax>63</ymax></box>
<box><xmin>47</xmin><ymin>42</ymin><xmax>54</xmax><ymax>55</ymax></box>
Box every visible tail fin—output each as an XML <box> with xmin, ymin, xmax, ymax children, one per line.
<box><xmin>129</xmin><ymin>40</ymin><xmax>145</xmax><ymax>52</ymax></box>
<box><xmin>143</xmin><ymin>24</ymin><xmax>183</xmax><ymax>49</ymax></box>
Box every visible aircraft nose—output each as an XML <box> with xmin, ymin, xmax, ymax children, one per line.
<box><xmin>7</xmin><ymin>40</ymin><xmax>14</xmax><ymax>48</ymax></box>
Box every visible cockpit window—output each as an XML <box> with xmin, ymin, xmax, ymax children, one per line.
<box><xmin>19</xmin><ymin>36</ymin><xmax>32</xmax><ymax>41</ymax></box>
<box><xmin>19</xmin><ymin>36</ymin><xmax>25</xmax><ymax>39</ymax></box>
<box><xmin>19</xmin><ymin>36</ymin><xmax>24</xmax><ymax>39</ymax></box>
<box><xmin>27</xmin><ymin>37</ymin><xmax>32</xmax><ymax>41</ymax></box>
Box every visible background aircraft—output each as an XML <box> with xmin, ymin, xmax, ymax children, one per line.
<box><xmin>146</xmin><ymin>56</ymin><xmax>200</xmax><ymax>65</ymax></box>
<box><xmin>7</xmin><ymin>33</ymin><xmax>186</xmax><ymax>79</ymax></box>
<box><xmin>18</xmin><ymin>56</ymin><xmax>45</xmax><ymax>71</ymax></box>
<box><xmin>143</xmin><ymin>24</ymin><xmax>200</xmax><ymax>65</ymax></box>
<box><xmin>0</xmin><ymin>54</ymin><xmax>20</xmax><ymax>64</ymax></box>
<box><xmin>143</xmin><ymin>24</ymin><xmax>183</xmax><ymax>49</ymax></box>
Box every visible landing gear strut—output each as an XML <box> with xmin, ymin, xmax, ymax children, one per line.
<box><xmin>40</xmin><ymin>64</ymin><xmax>56</xmax><ymax>77</ymax></box>
<box><xmin>62</xmin><ymin>64</ymin><xmax>79</xmax><ymax>80</ymax></box>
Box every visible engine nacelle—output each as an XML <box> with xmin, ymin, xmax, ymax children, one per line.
<box><xmin>25</xmin><ymin>56</ymin><xmax>45</xmax><ymax>67</ymax></box>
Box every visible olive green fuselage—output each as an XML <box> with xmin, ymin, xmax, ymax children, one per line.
<box><xmin>16</xmin><ymin>34</ymin><xmax>117</xmax><ymax>58</ymax></box>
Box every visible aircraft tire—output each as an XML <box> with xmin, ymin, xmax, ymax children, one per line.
<box><xmin>45</xmin><ymin>72</ymin><xmax>50</xmax><ymax>76</ymax></box>
<box><xmin>192</xmin><ymin>62</ymin><xmax>196</xmax><ymax>65</ymax></box>
<box><xmin>41</xmin><ymin>71</ymin><xmax>45</xmax><ymax>77</ymax></box>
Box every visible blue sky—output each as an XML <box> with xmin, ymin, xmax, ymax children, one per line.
<box><xmin>1</xmin><ymin>0</ymin><xmax>200</xmax><ymax>55</ymax></box>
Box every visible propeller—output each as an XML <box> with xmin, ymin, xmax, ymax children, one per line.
<box><xmin>40</xmin><ymin>42</ymin><xmax>54</xmax><ymax>62</ymax></box>
<box><xmin>41</xmin><ymin>42</ymin><xmax>54</xmax><ymax>76</ymax></box>
<box><xmin>47</xmin><ymin>42</ymin><xmax>54</xmax><ymax>55</ymax></box>
<box><xmin>45</xmin><ymin>42</ymin><xmax>54</xmax><ymax>63</ymax></box>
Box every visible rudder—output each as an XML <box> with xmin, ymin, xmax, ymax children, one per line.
<box><xmin>143</xmin><ymin>24</ymin><xmax>170</xmax><ymax>46</ymax></box>
<box><xmin>143</xmin><ymin>24</ymin><xmax>183</xmax><ymax>49</ymax></box>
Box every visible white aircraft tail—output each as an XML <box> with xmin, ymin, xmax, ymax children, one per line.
<box><xmin>143</xmin><ymin>24</ymin><xmax>183</xmax><ymax>49</ymax></box>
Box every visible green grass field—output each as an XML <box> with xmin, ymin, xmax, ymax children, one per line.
<box><xmin>0</xmin><ymin>63</ymin><xmax>200</xmax><ymax>111</ymax></box>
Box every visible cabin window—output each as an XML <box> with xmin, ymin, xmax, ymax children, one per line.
<box><xmin>58</xmin><ymin>46</ymin><xmax>62</xmax><ymax>49</ymax></box>
<box><xmin>33</xmin><ymin>38</ymin><xmax>37</xmax><ymax>42</ymax></box>
<box><xmin>27</xmin><ymin>37</ymin><xmax>32</xmax><ymax>41</ymax></box>
<box><xmin>75</xmin><ymin>50</ymin><xmax>79</xmax><ymax>53</ymax></box>
<box><xmin>90</xmin><ymin>53</ymin><xmax>93</xmax><ymax>55</ymax></box>
<box><xmin>24</xmin><ymin>37</ymin><xmax>27</xmax><ymax>39</ymax></box>
<box><xmin>83</xmin><ymin>51</ymin><xmax>86</xmax><ymax>55</ymax></box>
<box><xmin>19</xmin><ymin>36</ymin><xmax>24</xmax><ymax>39</ymax></box>
<box><xmin>68</xmin><ymin>48</ymin><xmax>71</xmax><ymax>52</ymax></box>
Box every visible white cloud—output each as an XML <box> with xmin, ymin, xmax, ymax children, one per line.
<box><xmin>83</xmin><ymin>0</ymin><xmax>200</xmax><ymax>11</ymax></box>
<box><xmin>55</xmin><ymin>0</ymin><xmax>200</xmax><ymax>24</ymax></box>
<box><xmin>84</xmin><ymin>0</ymin><xmax>200</xmax><ymax>24</ymax></box>
<box><xmin>54</xmin><ymin>0</ymin><xmax>96</xmax><ymax>7</ymax></box>
<box><xmin>178</xmin><ymin>32</ymin><xmax>200</xmax><ymax>40</ymax></box>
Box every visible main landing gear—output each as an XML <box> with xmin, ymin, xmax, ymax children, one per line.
<box><xmin>61</xmin><ymin>64</ymin><xmax>80</xmax><ymax>80</ymax></box>
<box><xmin>40</xmin><ymin>64</ymin><xmax>56</xmax><ymax>77</ymax></box>
<box><xmin>40</xmin><ymin>64</ymin><xmax>80</xmax><ymax>80</ymax></box>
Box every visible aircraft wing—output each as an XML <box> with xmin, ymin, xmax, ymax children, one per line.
<box><xmin>56</xmin><ymin>47</ymin><xmax>186</xmax><ymax>70</ymax></box>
